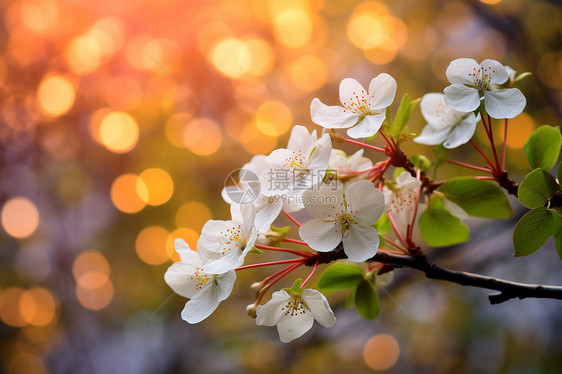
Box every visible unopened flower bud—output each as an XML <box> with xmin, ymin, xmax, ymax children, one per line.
<box><xmin>246</xmin><ymin>303</ymin><xmax>258</xmax><ymax>318</ymax></box>
<box><xmin>251</xmin><ymin>281</ymin><xmax>265</xmax><ymax>293</ymax></box>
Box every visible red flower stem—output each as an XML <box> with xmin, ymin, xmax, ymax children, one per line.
<box><xmin>475</xmin><ymin>176</ymin><xmax>496</xmax><ymax>180</ymax></box>
<box><xmin>407</xmin><ymin>169</ymin><xmax>422</xmax><ymax>245</ymax></box>
<box><xmin>379</xmin><ymin>131</ymin><xmax>397</xmax><ymax>152</ymax></box>
<box><xmin>485</xmin><ymin>114</ymin><xmax>501</xmax><ymax>171</ymax></box>
<box><xmin>282</xmin><ymin>210</ymin><xmax>302</xmax><ymax>227</ymax></box>
<box><xmin>344</xmin><ymin>138</ymin><xmax>387</xmax><ymax>153</ymax></box>
<box><xmin>383</xmin><ymin>238</ymin><xmax>409</xmax><ymax>254</ymax></box>
<box><xmin>387</xmin><ymin>211</ymin><xmax>409</xmax><ymax>249</ymax></box>
<box><xmin>254</xmin><ymin>244</ymin><xmax>314</xmax><ymax>258</ymax></box>
<box><xmin>281</xmin><ymin>238</ymin><xmax>310</xmax><ymax>246</ymax></box>
<box><xmin>470</xmin><ymin>140</ymin><xmax>496</xmax><ymax>170</ymax></box>
<box><xmin>502</xmin><ymin>118</ymin><xmax>508</xmax><ymax>170</ymax></box>
<box><xmin>236</xmin><ymin>258</ymin><xmax>307</xmax><ymax>271</ymax></box>
<box><xmin>255</xmin><ymin>263</ymin><xmax>304</xmax><ymax>304</ymax></box>
<box><xmin>301</xmin><ymin>258</ymin><xmax>319</xmax><ymax>288</ymax></box>
<box><xmin>447</xmin><ymin>160</ymin><xmax>493</xmax><ymax>173</ymax></box>
<box><xmin>367</xmin><ymin>262</ymin><xmax>383</xmax><ymax>272</ymax></box>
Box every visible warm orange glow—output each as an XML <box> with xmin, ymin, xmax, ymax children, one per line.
<box><xmin>287</xmin><ymin>55</ymin><xmax>328</xmax><ymax>92</ymax></box>
<box><xmin>256</xmin><ymin>101</ymin><xmax>293</xmax><ymax>136</ymax></box>
<box><xmin>498</xmin><ymin>113</ymin><xmax>535</xmax><ymax>149</ymax></box>
<box><xmin>165</xmin><ymin>112</ymin><xmax>192</xmax><ymax>147</ymax></box>
<box><xmin>88</xmin><ymin>107</ymin><xmax>113</xmax><ymax>143</ymax></box>
<box><xmin>175</xmin><ymin>201</ymin><xmax>213</xmax><ymax>230</ymax></box>
<box><xmin>1</xmin><ymin>197</ymin><xmax>39</xmax><ymax>239</ymax></box>
<box><xmin>64</xmin><ymin>35</ymin><xmax>102</xmax><ymax>75</ymax></box>
<box><xmin>105</xmin><ymin>75</ymin><xmax>143</xmax><ymax>110</ymax></box>
<box><xmin>363</xmin><ymin>334</ymin><xmax>400</xmax><ymax>370</ymax></box>
<box><xmin>89</xmin><ymin>17</ymin><xmax>125</xmax><ymax>57</ymax></box>
<box><xmin>480</xmin><ymin>0</ymin><xmax>502</xmax><ymax>4</ymax></box>
<box><xmin>18</xmin><ymin>0</ymin><xmax>59</xmax><ymax>35</ymax></box>
<box><xmin>183</xmin><ymin>118</ymin><xmax>223</xmax><ymax>156</ymax></box>
<box><xmin>76</xmin><ymin>281</ymin><xmax>113</xmax><ymax>310</ymax></box>
<box><xmin>111</xmin><ymin>174</ymin><xmax>147</xmax><ymax>214</ymax></box>
<box><xmin>272</xmin><ymin>8</ymin><xmax>313</xmax><ymax>48</ymax></box>
<box><xmin>72</xmin><ymin>251</ymin><xmax>111</xmax><ymax>290</ymax></box>
<box><xmin>8</xmin><ymin>352</ymin><xmax>47</xmax><ymax>374</ymax></box>
<box><xmin>137</xmin><ymin>168</ymin><xmax>174</xmax><ymax>206</ymax></box>
<box><xmin>347</xmin><ymin>11</ymin><xmax>385</xmax><ymax>50</ymax></box>
<box><xmin>19</xmin><ymin>288</ymin><xmax>57</xmax><ymax>326</ymax></box>
<box><xmin>36</xmin><ymin>75</ymin><xmax>75</xmax><ymax>117</ymax></box>
<box><xmin>245</xmin><ymin>38</ymin><xmax>275</xmax><ymax>77</ymax></box>
<box><xmin>0</xmin><ymin>287</ymin><xmax>26</xmax><ymax>327</ymax></box>
<box><xmin>240</xmin><ymin>122</ymin><xmax>278</xmax><ymax>155</ymax></box>
<box><xmin>212</xmin><ymin>37</ymin><xmax>251</xmax><ymax>78</ymax></box>
<box><xmin>135</xmin><ymin>226</ymin><xmax>171</xmax><ymax>265</ymax></box>
<box><xmin>364</xmin><ymin>37</ymin><xmax>399</xmax><ymax>65</ymax></box>
<box><xmin>99</xmin><ymin>111</ymin><xmax>139</xmax><ymax>153</ymax></box>
<box><xmin>166</xmin><ymin>228</ymin><xmax>200</xmax><ymax>261</ymax></box>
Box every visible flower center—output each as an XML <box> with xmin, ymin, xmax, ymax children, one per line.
<box><xmin>337</xmin><ymin>212</ymin><xmax>355</xmax><ymax>229</ymax></box>
<box><xmin>218</xmin><ymin>224</ymin><xmax>247</xmax><ymax>254</ymax></box>
<box><xmin>283</xmin><ymin>151</ymin><xmax>306</xmax><ymax>171</ymax></box>
<box><xmin>469</xmin><ymin>65</ymin><xmax>496</xmax><ymax>91</ymax></box>
<box><xmin>343</xmin><ymin>93</ymin><xmax>371</xmax><ymax>115</ymax></box>
<box><xmin>191</xmin><ymin>267</ymin><xmax>212</xmax><ymax>290</ymax></box>
<box><xmin>281</xmin><ymin>296</ymin><xmax>307</xmax><ymax>316</ymax></box>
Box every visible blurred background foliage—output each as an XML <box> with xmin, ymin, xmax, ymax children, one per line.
<box><xmin>0</xmin><ymin>0</ymin><xmax>561</xmax><ymax>373</ymax></box>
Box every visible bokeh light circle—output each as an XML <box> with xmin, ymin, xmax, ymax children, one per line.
<box><xmin>99</xmin><ymin>111</ymin><xmax>139</xmax><ymax>153</ymax></box>
<box><xmin>1</xmin><ymin>197</ymin><xmax>40</xmax><ymax>239</ymax></box>
<box><xmin>137</xmin><ymin>168</ymin><xmax>174</xmax><ymax>206</ymax></box>
<box><xmin>36</xmin><ymin>75</ymin><xmax>75</xmax><ymax>117</ymax></box>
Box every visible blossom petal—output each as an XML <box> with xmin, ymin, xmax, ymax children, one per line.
<box><xmin>255</xmin><ymin>197</ymin><xmax>283</xmax><ymax>233</ymax></box>
<box><xmin>299</xmin><ymin>218</ymin><xmax>342</xmax><ymax>252</ymax></box>
<box><xmin>181</xmin><ymin>290</ymin><xmax>220</xmax><ymax>324</ymax></box>
<box><xmin>310</xmin><ymin>98</ymin><xmax>359</xmax><ymax>129</ymax></box>
<box><xmin>339</xmin><ymin>78</ymin><xmax>368</xmax><ymax>112</ymax></box>
<box><xmin>420</xmin><ymin>93</ymin><xmax>464</xmax><ymax>129</ymax></box>
<box><xmin>256</xmin><ymin>290</ymin><xmax>290</xmax><ymax>326</ymax></box>
<box><xmin>302</xmin><ymin>183</ymin><xmax>344</xmax><ymax>219</ymax></box>
<box><xmin>303</xmin><ymin>289</ymin><xmax>336</xmax><ymax>328</ymax></box>
<box><xmin>287</xmin><ymin>125</ymin><xmax>316</xmax><ymax>153</ymax></box>
<box><xmin>174</xmin><ymin>238</ymin><xmax>200</xmax><ymax>264</ymax></box>
<box><xmin>164</xmin><ymin>261</ymin><xmax>201</xmax><ymax>299</ymax></box>
<box><xmin>368</xmin><ymin>73</ymin><xmax>397</xmax><ymax>110</ymax></box>
<box><xmin>444</xmin><ymin>84</ymin><xmax>481</xmax><ymax>112</ymax></box>
<box><xmin>215</xmin><ymin>270</ymin><xmax>237</xmax><ymax>302</ymax></box>
<box><xmin>446</xmin><ymin>58</ymin><xmax>479</xmax><ymax>84</ymax></box>
<box><xmin>346</xmin><ymin>113</ymin><xmax>386</xmax><ymax>139</ymax></box>
<box><xmin>414</xmin><ymin>124</ymin><xmax>450</xmax><ymax>146</ymax></box>
<box><xmin>483</xmin><ymin>89</ymin><xmax>526</xmax><ymax>119</ymax></box>
<box><xmin>342</xmin><ymin>224</ymin><xmax>379</xmax><ymax>262</ymax></box>
<box><xmin>345</xmin><ymin>180</ymin><xmax>385</xmax><ymax>225</ymax></box>
<box><xmin>277</xmin><ymin>308</ymin><xmax>315</xmax><ymax>343</ymax></box>
<box><xmin>443</xmin><ymin>114</ymin><xmax>479</xmax><ymax>149</ymax></box>
<box><xmin>481</xmin><ymin>59</ymin><xmax>508</xmax><ymax>85</ymax></box>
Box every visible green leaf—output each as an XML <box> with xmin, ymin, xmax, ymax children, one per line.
<box><xmin>409</xmin><ymin>155</ymin><xmax>431</xmax><ymax>174</ymax></box>
<box><xmin>317</xmin><ymin>264</ymin><xmax>364</xmax><ymax>291</ymax></box>
<box><xmin>345</xmin><ymin>287</ymin><xmax>356</xmax><ymax>308</ymax></box>
<box><xmin>523</xmin><ymin>125</ymin><xmax>561</xmax><ymax>171</ymax></box>
<box><xmin>555</xmin><ymin>231</ymin><xmax>562</xmax><ymax>260</ymax></box>
<box><xmin>513</xmin><ymin>207</ymin><xmax>561</xmax><ymax>257</ymax></box>
<box><xmin>518</xmin><ymin>168</ymin><xmax>560</xmax><ymax>209</ymax></box>
<box><xmin>387</xmin><ymin>94</ymin><xmax>420</xmax><ymax>139</ymax></box>
<box><xmin>393</xmin><ymin>167</ymin><xmax>407</xmax><ymax>180</ymax></box>
<box><xmin>438</xmin><ymin>177</ymin><xmax>512</xmax><ymax>219</ymax></box>
<box><xmin>355</xmin><ymin>280</ymin><xmax>380</xmax><ymax>320</ymax></box>
<box><xmin>287</xmin><ymin>278</ymin><xmax>304</xmax><ymax>296</ymax></box>
<box><xmin>419</xmin><ymin>195</ymin><xmax>470</xmax><ymax>247</ymax></box>
<box><xmin>373</xmin><ymin>213</ymin><xmax>391</xmax><ymax>236</ymax></box>
<box><xmin>249</xmin><ymin>247</ymin><xmax>264</xmax><ymax>254</ymax></box>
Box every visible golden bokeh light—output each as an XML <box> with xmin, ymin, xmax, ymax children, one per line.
<box><xmin>72</xmin><ymin>251</ymin><xmax>111</xmax><ymax>290</ymax></box>
<box><xmin>364</xmin><ymin>37</ymin><xmax>399</xmax><ymax>65</ymax></box>
<box><xmin>99</xmin><ymin>111</ymin><xmax>139</xmax><ymax>153</ymax></box>
<box><xmin>240</xmin><ymin>122</ymin><xmax>278</xmax><ymax>155</ymax></box>
<box><xmin>137</xmin><ymin>168</ymin><xmax>174</xmax><ymax>206</ymax></box>
<box><xmin>19</xmin><ymin>288</ymin><xmax>57</xmax><ymax>326</ymax></box>
<box><xmin>36</xmin><ymin>75</ymin><xmax>75</xmax><ymax>117</ymax></box>
<box><xmin>498</xmin><ymin>113</ymin><xmax>536</xmax><ymax>149</ymax></box>
<box><xmin>135</xmin><ymin>226</ymin><xmax>171</xmax><ymax>265</ymax></box>
<box><xmin>272</xmin><ymin>8</ymin><xmax>313</xmax><ymax>48</ymax></box>
<box><xmin>166</xmin><ymin>228</ymin><xmax>200</xmax><ymax>261</ymax></box>
<box><xmin>75</xmin><ymin>281</ymin><xmax>114</xmax><ymax>311</ymax></box>
<box><xmin>64</xmin><ymin>35</ymin><xmax>102</xmax><ymax>75</ymax></box>
<box><xmin>256</xmin><ymin>101</ymin><xmax>293</xmax><ymax>136</ymax></box>
<box><xmin>480</xmin><ymin>0</ymin><xmax>502</xmax><ymax>4</ymax></box>
<box><xmin>175</xmin><ymin>201</ymin><xmax>213</xmax><ymax>231</ymax></box>
<box><xmin>89</xmin><ymin>17</ymin><xmax>125</xmax><ymax>57</ymax></box>
<box><xmin>212</xmin><ymin>37</ymin><xmax>251</xmax><ymax>78</ymax></box>
<box><xmin>111</xmin><ymin>174</ymin><xmax>147</xmax><ymax>214</ymax></box>
<box><xmin>0</xmin><ymin>287</ymin><xmax>27</xmax><ymax>327</ymax></box>
<box><xmin>363</xmin><ymin>334</ymin><xmax>400</xmax><ymax>370</ymax></box>
<box><xmin>347</xmin><ymin>11</ymin><xmax>385</xmax><ymax>50</ymax></box>
<box><xmin>105</xmin><ymin>75</ymin><xmax>143</xmax><ymax>110</ymax></box>
<box><xmin>287</xmin><ymin>55</ymin><xmax>328</xmax><ymax>92</ymax></box>
<box><xmin>245</xmin><ymin>38</ymin><xmax>275</xmax><ymax>77</ymax></box>
<box><xmin>165</xmin><ymin>112</ymin><xmax>192</xmax><ymax>147</ymax></box>
<box><xmin>183</xmin><ymin>118</ymin><xmax>223</xmax><ymax>156</ymax></box>
<box><xmin>88</xmin><ymin>107</ymin><xmax>113</xmax><ymax>143</ymax></box>
<box><xmin>1</xmin><ymin>197</ymin><xmax>40</xmax><ymax>239</ymax></box>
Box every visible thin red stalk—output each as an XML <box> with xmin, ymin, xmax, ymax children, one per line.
<box><xmin>502</xmin><ymin>118</ymin><xmax>508</xmax><ymax>170</ymax></box>
<box><xmin>281</xmin><ymin>238</ymin><xmax>310</xmax><ymax>246</ymax></box>
<box><xmin>301</xmin><ymin>258</ymin><xmax>319</xmax><ymax>288</ymax></box>
<box><xmin>387</xmin><ymin>211</ymin><xmax>408</xmax><ymax>248</ymax></box>
<box><xmin>255</xmin><ymin>263</ymin><xmax>303</xmax><ymax>304</ymax></box>
<box><xmin>470</xmin><ymin>140</ymin><xmax>496</xmax><ymax>170</ymax></box>
<box><xmin>367</xmin><ymin>262</ymin><xmax>383</xmax><ymax>272</ymax></box>
<box><xmin>236</xmin><ymin>258</ymin><xmax>307</xmax><ymax>271</ymax></box>
<box><xmin>379</xmin><ymin>132</ymin><xmax>396</xmax><ymax>152</ymax></box>
<box><xmin>378</xmin><ymin>247</ymin><xmax>408</xmax><ymax>255</ymax></box>
<box><xmin>485</xmin><ymin>113</ymin><xmax>501</xmax><ymax>170</ymax></box>
<box><xmin>282</xmin><ymin>210</ymin><xmax>302</xmax><ymax>227</ymax></box>
<box><xmin>475</xmin><ymin>176</ymin><xmax>496</xmax><ymax>180</ymax></box>
<box><xmin>254</xmin><ymin>244</ymin><xmax>314</xmax><ymax>258</ymax></box>
<box><xmin>407</xmin><ymin>169</ymin><xmax>422</xmax><ymax>244</ymax></box>
<box><xmin>447</xmin><ymin>160</ymin><xmax>492</xmax><ymax>173</ymax></box>
<box><xmin>344</xmin><ymin>138</ymin><xmax>386</xmax><ymax>153</ymax></box>
<box><xmin>383</xmin><ymin>238</ymin><xmax>409</xmax><ymax>254</ymax></box>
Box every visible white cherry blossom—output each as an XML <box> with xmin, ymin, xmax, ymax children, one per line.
<box><xmin>198</xmin><ymin>204</ymin><xmax>257</xmax><ymax>273</ymax></box>
<box><xmin>310</xmin><ymin>74</ymin><xmax>397</xmax><ymax>139</ymax></box>
<box><xmin>256</xmin><ymin>288</ymin><xmax>336</xmax><ymax>343</ymax></box>
<box><xmin>383</xmin><ymin>172</ymin><xmax>422</xmax><ymax>229</ymax></box>
<box><xmin>443</xmin><ymin>58</ymin><xmax>526</xmax><ymax>119</ymax></box>
<box><xmin>299</xmin><ymin>180</ymin><xmax>385</xmax><ymax>262</ymax></box>
<box><xmin>164</xmin><ymin>239</ymin><xmax>236</xmax><ymax>324</ymax></box>
<box><xmin>414</xmin><ymin>93</ymin><xmax>480</xmax><ymax>149</ymax></box>
<box><xmin>329</xmin><ymin>149</ymin><xmax>373</xmax><ymax>182</ymax></box>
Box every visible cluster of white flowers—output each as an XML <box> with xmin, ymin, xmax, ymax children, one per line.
<box><xmin>164</xmin><ymin>57</ymin><xmax>527</xmax><ymax>343</ymax></box>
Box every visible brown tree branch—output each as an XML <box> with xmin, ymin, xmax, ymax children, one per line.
<box><xmin>308</xmin><ymin>248</ymin><xmax>562</xmax><ymax>304</ymax></box>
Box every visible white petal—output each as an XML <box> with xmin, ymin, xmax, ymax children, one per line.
<box><xmin>339</xmin><ymin>78</ymin><xmax>369</xmax><ymax>113</ymax></box>
<box><xmin>256</xmin><ymin>290</ymin><xmax>290</xmax><ymax>326</ymax></box>
<box><xmin>287</xmin><ymin>125</ymin><xmax>315</xmax><ymax>153</ymax></box>
<box><xmin>299</xmin><ymin>218</ymin><xmax>342</xmax><ymax>252</ymax></box>
<box><xmin>302</xmin><ymin>183</ymin><xmax>344</xmax><ymax>218</ymax></box>
<box><xmin>164</xmin><ymin>262</ymin><xmax>201</xmax><ymax>299</ymax></box>
<box><xmin>342</xmin><ymin>224</ymin><xmax>379</xmax><ymax>262</ymax></box>
<box><xmin>414</xmin><ymin>124</ymin><xmax>450</xmax><ymax>145</ymax></box>
<box><xmin>310</xmin><ymin>98</ymin><xmax>359</xmax><ymax>129</ymax></box>
<box><xmin>174</xmin><ymin>238</ymin><xmax>200</xmax><ymax>264</ymax></box>
<box><xmin>255</xmin><ymin>197</ymin><xmax>283</xmax><ymax>233</ymax></box>
<box><xmin>345</xmin><ymin>180</ymin><xmax>385</xmax><ymax>225</ymax></box>
<box><xmin>368</xmin><ymin>73</ymin><xmax>397</xmax><ymax>110</ymax></box>
<box><xmin>396</xmin><ymin>171</ymin><xmax>422</xmax><ymax>190</ymax></box>
<box><xmin>346</xmin><ymin>113</ymin><xmax>386</xmax><ymax>139</ymax></box>
<box><xmin>446</xmin><ymin>58</ymin><xmax>479</xmax><ymax>84</ymax></box>
<box><xmin>444</xmin><ymin>84</ymin><xmax>481</xmax><ymax>112</ymax></box>
<box><xmin>483</xmin><ymin>89</ymin><xmax>526</xmax><ymax>119</ymax></box>
<box><xmin>481</xmin><ymin>59</ymin><xmax>508</xmax><ymax>85</ymax></box>
<box><xmin>307</xmin><ymin>133</ymin><xmax>333</xmax><ymax>173</ymax></box>
<box><xmin>420</xmin><ymin>93</ymin><xmax>464</xmax><ymax>129</ymax></box>
<box><xmin>215</xmin><ymin>270</ymin><xmax>237</xmax><ymax>302</ymax></box>
<box><xmin>443</xmin><ymin>114</ymin><xmax>479</xmax><ymax>149</ymax></box>
<box><xmin>277</xmin><ymin>308</ymin><xmax>315</xmax><ymax>343</ymax></box>
<box><xmin>181</xmin><ymin>290</ymin><xmax>220</xmax><ymax>324</ymax></box>
<box><xmin>303</xmin><ymin>289</ymin><xmax>336</xmax><ymax>328</ymax></box>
